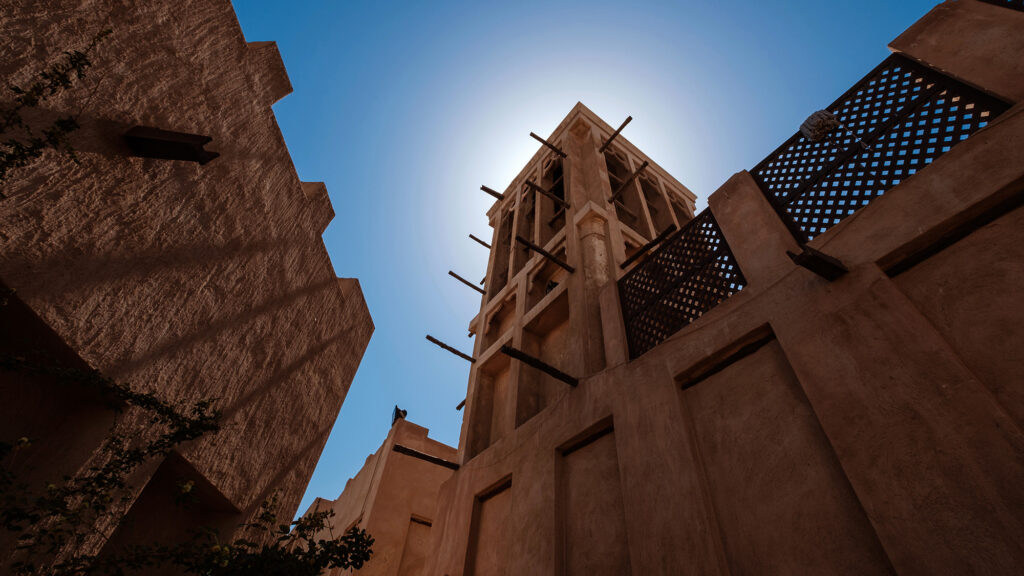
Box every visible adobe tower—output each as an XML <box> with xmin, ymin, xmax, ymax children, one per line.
<box><xmin>461</xmin><ymin>103</ymin><xmax>697</xmax><ymax>462</ymax></box>
<box><xmin>302</xmin><ymin>2</ymin><xmax>1024</xmax><ymax>575</ymax></box>
<box><xmin>425</xmin><ymin>2</ymin><xmax>1024</xmax><ymax>574</ymax></box>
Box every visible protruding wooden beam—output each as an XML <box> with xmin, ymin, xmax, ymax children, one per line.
<box><xmin>449</xmin><ymin>271</ymin><xmax>485</xmax><ymax>295</ymax></box>
<box><xmin>786</xmin><ymin>245</ymin><xmax>848</xmax><ymax>281</ymax></box>
<box><xmin>547</xmin><ymin>206</ymin><xmax>566</xmax><ymax>227</ymax></box>
<box><xmin>499</xmin><ymin>345</ymin><xmax>577</xmax><ymax>387</ymax></box>
<box><xmin>609</xmin><ymin>160</ymin><xmax>649</xmax><ymax>202</ymax></box>
<box><xmin>426</xmin><ymin>335</ymin><xmax>475</xmax><ymax>363</ymax></box>
<box><xmin>469</xmin><ymin>234</ymin><xmax>491</xmax><ymax>249</ymax></box>
<box><xmin>124</xmin><ymin>126</ymin><xmax>219</xmax><ymax>165</ymax></box>
<box><xmin>455</xmin><ymin>398</ymin><xmax>466</xmax><ymax>411</ymax></box>
<box><xmin>515</xmin><ymin>235</ymin><xmax>575</xmax><ymax>273</ymax></box>
<box><xmin>620</xmin><ymin>223</ymin><xmax>677</xmax><ymax>269</ymax></box>
<box><xmin>611</xmin><ymin>198</ymin><xmax>638</xmax><ymax>221</ymax></box>
<box><xmin>529</xmin><ymin>132</ymin><xmax>566</xmax><ymax>158</ymax></box>
<box><xmin>599</xmin><ymin>115</ymin><xmax>632</xmax><ymax>154</ymax></box>
<box><xmin>524</xmin><ymin>180</ymin><xmax>569</xmax><ymax>209</ymax></box>
<box><xmin>480</xmin><ymin>185</ymin><xmax>504</xmax><ymax>201</ymax></box>
<box><xmin>393</xmin><ymin>444</ymin><xmax>459</xmax><ymax>470</ymax></box>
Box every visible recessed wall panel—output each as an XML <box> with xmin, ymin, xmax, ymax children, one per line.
<box><xmin>559</xmin><ymin>428</ymin><xmax>630</xmax><ymax>576</ymax></box>
<box><xmin>684</xmin><ymin>341</ymin><xmax>892</xmax><ymax>575</ymax></box>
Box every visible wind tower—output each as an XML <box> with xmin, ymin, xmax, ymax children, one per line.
<box><xmin>460</xmin><ymin>103</ymin><xmax>696</xmax><ymax>461</ymax></box>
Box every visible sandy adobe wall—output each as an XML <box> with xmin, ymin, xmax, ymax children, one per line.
<box><xmin>0</xmin><ymin>0</ymin><xmax>372</xmax><ymax>543</ymax></box>
<box><xmin>301</xmin><ymin>419</ymin><xmax>456</xmax><ymax>576</ymax></box>
<box><xmin>427</xmin><ymin>2</ymin><xmax>1024</xmax><ymax>574</ymax></box>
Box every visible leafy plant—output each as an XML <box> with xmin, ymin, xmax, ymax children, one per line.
<box><xmin>0</xmin><ymin>28</ymin><xmax>111</xmax><ymax>187</ymax></box>
<box><xmin>1</xmin><ymin>293</ymin><xmax>373</xmax><ymax>575</ymax></box>
<box><xmin>0</xmin><ymin>30</ymin><xmax>376</xmax><ymax>570</ymax></box>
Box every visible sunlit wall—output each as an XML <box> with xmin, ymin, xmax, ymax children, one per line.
<box><xmin>231</xmin><ymin>0</ymin><xmax>942</xmax><ymax>518</ymax></box>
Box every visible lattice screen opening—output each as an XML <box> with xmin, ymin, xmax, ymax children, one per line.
<box><xmin>640</xmin><ymin>174</ymin><xmax>674</xmax><ymax>235</ymax></box>
<box><xmin>621</xmin><ymin>238</ymin><xmax>642</xmax><ymax>272</ymax></box>
<box><xmin>527</xmin><ymin>249</ymin><xmax>569</xmax><ymax>312</ymax></box>
<box><xmin>482</xmin><ymin>292</ymin><xmax>517</xmax><ymax>351</ymax></box>
<box><xmin>751</xmin><ymin>54</ymin><xmax>1010</xmax><ymax>242</ymax></box>
<box><xmin>539</xmin><ymin>155</ymin><xmax>567</xmax><ymax>247</ymax></box>
<box><xmin>513</xmin><ymin>180</ymin><xmax>536</xmax><ymax>276</ymax></box>
<box><xmin>466</xmin><ymin>351</ymin><xmax>512</xmax><ymax>460</ymax></box>
<box><xmin>669</xmin><ymin>197</ymin><xmax>693</xmax><ymax>229</ymax></box>
<box><xmin>487</xmin><ymin>209</ymin><xmax>514</xmax><ymax>301</ymax></box>
<box><xmin>518</xmin><ymin>289</ymin><xmax>571</xmax><ymax>427</ymax></box>
<box><xmin>605</xmin><ymin>149</ymin><xmax>651</xmax><ymax>241</ymax></box>
<box><xmin>977</xmin><ymin>0</ymin><xmax>1024</xmax><ymax>12</ymax></box>
<box><xmin>618</xmin><ymin>210</ymin><xmax>747</xmax><ymax>358</ymax></box>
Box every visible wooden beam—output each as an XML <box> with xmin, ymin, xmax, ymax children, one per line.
<box><xmin>393</xmin><ymin>444</ymin><xmax>459</xmax><ymax>470</ymax></box>
<box><xmin>547</xmin><ymin>206</ymin><xmax>566</xmax><ymax>227</ymax></box>
<box><xmin>480</xmin><ymin>185</ymin><xmax>504</xmax><ymax>201</ymax></box>
<box><xmin>787</xmin><ymin>245</ymin><xmax>849</xmax><ymax>281</ymax></box>
<box><xmin>449</xmin><ymin>271</ymin><xmax>485</xmax><ymax>294</ymax></box>
<box><xmin>599</xmin><ymin>115</ymin><xmax>632</xmax><ymax>154</ymax></box>
<box><xmin>469</xmin><ymin>234</ymin><xmax>491</xmax><ymax>249</ymax></box>
<box><xmin>426</xmin><ymin>335</ymin><xmax>475</xmax><ymax>363</ymax></box>
<box><xmin>515</xmin><ymin>235</ymin><xmax>575</xmax><ymax>273</ymax></box>
<box><xmin>609</xmin><ymin>160</ymin><xmax>648</xmax><ymax>202</ymax></box>
<box><xmin>524</xmin><ymin>180</ymin><xmax>569</xmax><ymax>209</ymax></box>
<box><xmin>611</xmin><ymin>198</ymin><xmax>638</xmax><ymax>221</ymax></box>
<box><xmin>529</xmin><ymin>132</ymin><xmax>566</xmax><ymax>158</ymax></box>
<box><xmin>499</xmin><ymin>345</ymin><xmax>577</xmax><ymax>387</ymax></box>
<box><xmin>620</xmin><ymin>223</ymin><xmax>677</xmax><ymax>269</ymax></box>
<box><xmin>455</xmin><ymin>398</ymin><xmax>466</xmax><ymax>411</ymax></box>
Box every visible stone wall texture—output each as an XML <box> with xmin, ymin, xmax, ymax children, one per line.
<box><xmin>0</xmin><ymin>0</ymin><xmax>372</xmax><ymax>550</ymax></box>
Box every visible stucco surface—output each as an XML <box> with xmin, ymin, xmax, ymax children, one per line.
<box><xmin>0</xmin><ymin>0</ymin><xmax>373</xmax><ymax>538</ymax></box>
<box><xmin>422</xmin><ymin>6</ymin><xmax>1024</xmax><ymax>574</ymax></box>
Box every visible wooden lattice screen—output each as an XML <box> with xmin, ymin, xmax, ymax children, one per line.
<box><xmin>619</xmin><ymin>210</ymin><xmax>746</xmax><ymax>359</ymax></box>
<box><xmin>977</xmin><ymin>0</ymin><xmax>1024</xmax><ymax>12</ymax></box>
<box><xmin>751</xmin><ymin>54</ymin><xmax>1010</xmax><ymax>242</ymax></box>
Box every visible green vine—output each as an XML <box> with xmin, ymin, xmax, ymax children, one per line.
<box><xmin>0</xmin><ymin>30</ymin><xmax>375</xmax><ymax>574</ymax></box>
<box><xmin>1</xmin><ymin>290</ymin><xmax>373</xmax><ymax>574</ymax></box>
<box><xmin>0</xmin><ymin>28</ymin><xmax>111</xmax><ymax>188</ymax></box>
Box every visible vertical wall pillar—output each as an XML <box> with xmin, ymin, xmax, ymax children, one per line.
<box><xmin>565</xmin><ymin>118</ymin><xmax>612</xmax><ymax>377</ymax></box>
<box><xmin>707</xmin><ymin>171</ymin><xmax>800</xmax><ymax>289</ymax></box>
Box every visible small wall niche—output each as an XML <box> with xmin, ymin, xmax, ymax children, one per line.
<box><xmin>622</xmin><ymin>238</ymin><xmax>642</xmax><ymax>271</ymax></box>
<box><xmin>466</xmin><ymin>350</ymin><xmax>513</xmax><ymax>460</ymax></box>
<box><xmin>527</xmin><ymin>246</ymin><xmax>569</xmax><ymax>312</ymax></box>
<box><xmin>482</xmin><ymin>293</ymin><xmax>517</xmax><ymax>351</ymax></box>
<box><xmin>517</xmin><ymin>290</ymin><xmax>571</xmax><ymax>426</ymax></box>
<box><xmin>605</xmin><ymin>149</ymin><xmax>650</xmax><ymax>241</ymax></box>
<box><xmin>670</xmin><ymin>196</ymin><xmax>693</xmax><ymax>226</ymax></box>
<box><xmin>487</xmin><ymin>209</ymin><xmax>514</xmax><ymax>301</ymax></box>
<box><xmin>539</xmin><ymin>155</ymin><xmax>567</xmax><ymax>247</ymax></box>
<box><xmin>640</xmin><ymin>174</ymin><xmax>674</xmax><ymax>235</ymax></box>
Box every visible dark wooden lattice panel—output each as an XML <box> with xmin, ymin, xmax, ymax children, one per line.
<box><xmin>752</xmin><ymin>54</ymin><xmax>1010</xmax><ymax>241</ymax></box>
<box><xmin>977</xmin><ymin>0</ymin><xmax>1024</xmax><ymax>12</ymax></box>
<box><xmin>619</xmin><ymin>210</ymin><xmax>746</xmax><ymax>358</ymax></box>
<box><xmin>789</xmin><ymin>88</ymin><xmax>1002</xmax><ymax>237</ymax></box>
<box><xmin>752</xmin><ymin>58</ymin><xmax>931</xmax><ymax>206</ymax></box>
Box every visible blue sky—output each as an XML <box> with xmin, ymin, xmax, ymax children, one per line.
<box><xmin>230</xmin><ymin>0</ymin><xmax>942</xmax><ymax>517</ymax></box>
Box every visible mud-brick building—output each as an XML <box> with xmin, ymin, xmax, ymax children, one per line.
<box><xmin>0</xmin><ymin>0</ymin><xmax>372</xmax><ymax>558</ymax></box>
<box><xmin>308</xmin><ymin>1</ymin><xmax>1024</xmax><ymax>575</ymax></box>
<box><xmin>304</xmin><ymin>417</ymin><xmax>458</xmax><ymax>576</ymax></box>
